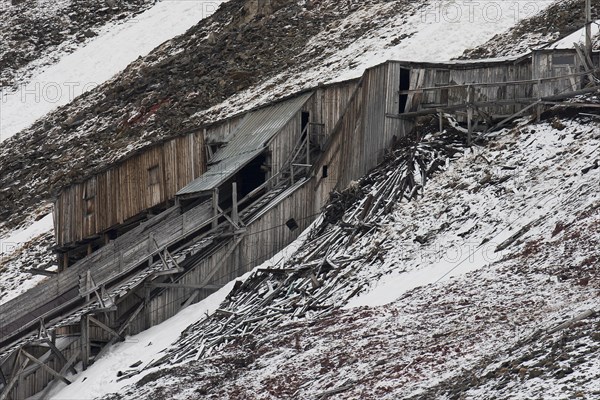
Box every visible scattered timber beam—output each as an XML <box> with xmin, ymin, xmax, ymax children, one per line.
<box><xmin>541</xmin><ymin>101</ymin><xmax>600</xmax><ymax>108</ymax></box>
<box><xmin>21</xmin><ymin>349</ymin><xmax>71</xmax><ymax>385</ymax></box>
<box><xmin>150</xmin><ymin>283</ymin><xmax>224</xmax><ymax>290</ymax></box>
<box><xmin>486</xmin><ymin>101</ymin><xmax>540</xmax><ymax>133</ymax></box>
<box><xmin>548</xmin><ymin>309</ymin><xmax>596</xmax><ymax>334</ymax></box>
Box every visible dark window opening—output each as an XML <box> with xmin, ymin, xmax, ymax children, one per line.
<box><xmin>300</xmin><ymin>111</ymin><xmax>310</xmax><ymax>133</ymax></box>
<box><xmin>322</xmin><ymin>165</ymin><xmax>328</xmax><ymax>178</ymax></box>
<box><xmin>148</xmin><ymin>165</ymin><xmax>160</xmax><ymax>186</ymax></box>
<box><xmin>301</xmin><ymin>111</ymin><xmax>310</xmax><ymax>139</ymax></box>
<box><xmin>553</xmin><ymin>54</ymin><xmax>575</xmax><ymax>65</ymax></box>
<box><xmin>399</xmin><ymin>68</ymin><xmax>411</xmax><ymax>113</ymax></box>
<box><xmin>237</xmin><ymin>154</ymin><xmax>268</xmax><ymax>199</ymax></box>
<box><xmin>286</xmin><ymin>218</ymin><xmax>299</xmax><ymax>231</ymax></box>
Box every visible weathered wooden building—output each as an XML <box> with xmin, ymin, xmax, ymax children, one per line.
<box><xmin>53</xmin><ymin>79</ymin><xmax>359</xmax><ymax>267</ymax></box>
<box><xmin>5</xmin><ymin>50</ymin><xmax>596</xmax><ymax>399</ymax></box>
<box><xmin>53</xmin><ymin>132</ymin><xmax>207</xmax><ymax>266</ymax></box>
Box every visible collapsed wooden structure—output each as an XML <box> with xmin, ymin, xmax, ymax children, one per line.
<box><xmin>1</xmin><ymin>47</ymin><xmax>599</xmax><ymax>399</ymax></box>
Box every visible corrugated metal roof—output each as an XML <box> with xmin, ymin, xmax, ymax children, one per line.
<box><xmin>177</xmin><ymin>92</ymin><xmax>312</xmax><ymax>196</ymax></box>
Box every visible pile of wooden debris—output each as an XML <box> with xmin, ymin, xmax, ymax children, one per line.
<box><xmin>146</xmin><ymin>128</ymin><xmax>467</xmax><ymax>368</ymax></box>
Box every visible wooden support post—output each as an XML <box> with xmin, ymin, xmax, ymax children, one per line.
<box><xmin>62</xmin><ymin>252</ymin><xmax>69</xmax><ymax>272</ymax></box>
<box><xmin>86</xmin><ymin>270</ymin><xmax>92</xmax><ymax>302</ymax></box>
<box><xmin>87</xmin><ymin>243</ymin><xmax>93</xmax><ymax>256</ymax></box>
<box><xmin>586</xmin><ymin>0</ymin><xmax>592</xmax><ymax>57</ymax></box>
<box><xmin>306</xmin><ymin>130</ymin><xmax>310</xmax><ymax>166</ymax></box>
<box><xmin>212</xmin><ymin>188</ymin><xmax>219</xmax><ymax>230</ymax></box>
<box><xmin>467</xmin><ymin>85</ymin><xmax>473</xmax><ymax>146</ymax></box>
<box><xmin>437</xmin><ymin>109</ymin><xmax>443</xmax><ymax>133</ymax></box>
<box><xmin>232</xmin><ymin>182</ymin><xmax>239</xmax><ymax>228</ymax></box>
<box><xmin>80</xmin><ymin>315</ymin><xmax>90</xmax><ymax>371</ymax></box>
<box><xmin>144</xmin><ymin>285</ymin><xmax>152</xmax><ymax>330</ymax></box>
<box><xmin>291</xmin><ymin>164</ymin><xmax>295</xmax><ymax>185</ymax></box>
<box><xmin>536</xmin><ymin>79</ymin><xmax>542</xmax><ymax>122</ymax></box>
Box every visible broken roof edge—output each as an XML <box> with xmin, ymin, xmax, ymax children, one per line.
<box><xmin>176</xmin><ymin>92</ymin><xmax>313</xmax><ymax>197</ymax></box>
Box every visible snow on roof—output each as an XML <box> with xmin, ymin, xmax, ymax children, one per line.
<box><xmin>546</xmin><ymin>20</ymin><xmax>600</xmax><ymax>50</ymax></box>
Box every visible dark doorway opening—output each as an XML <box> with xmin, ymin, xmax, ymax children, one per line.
<box><xmin>399</xmin><ymin>68</ymin><xmax>410</xmax><ymax>113</ymax></box>
<box><xmin>238</xmin><ymin>154</ymin><xmax>268</xmax><ymax>199</ymax></box>
<box><xmin>301</xmin><ymin>111</ymin><xmax>310</xmax><ymax>138</ymax></box>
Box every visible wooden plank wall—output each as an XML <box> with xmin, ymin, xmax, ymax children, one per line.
<box><xmin>313</xmin><ymin>78</ymin><xmax>365</xmax><ymax>210</ymax></box>
<box><xmin>55</xmin><ymin>132</ymin><xmax>206</xmax><ymax>247</ymax></box>
<box><xmin>384</xmin><ymin>62</ymin><xmax>414</xmax><ymax>147</ymax></box>
<box><xmin>318</xmin><ymin>81</ymin><xmax>360</xmax><ymax>138</ymax></box>
<box><xmin>533</xmin><ymin>51</ymin><xmax>582</xmax><ymax>97</ymax></box>
<box><xmin>396</xmin><ymin>60</ymin><xmax>535</xmax><ymax>117</ymax></box>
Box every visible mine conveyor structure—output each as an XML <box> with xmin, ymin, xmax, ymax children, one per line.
<box><xmin>1</xmin><ymin>48</ymin><xmax>599</xmax><ymax>399</ymax></box>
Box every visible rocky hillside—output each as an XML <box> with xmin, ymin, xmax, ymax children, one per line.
<box><xmin>48</xmin><ymin>101</ymin><xmax>600</xmax><ymax>400</ymax></box>
<box><xmin>0</xmin><ymin>0</ymin><xmax>424</xmax><ymax>234</ymax></box>
<box><xmin>461</xmin><ymin>0</ymin><xmax>600</xmax><ymax>58</ymax></box>
<box><xmin>0</xmin><ymin>0</ymin><xmax>157</xmax><ymax>89</ymax></box>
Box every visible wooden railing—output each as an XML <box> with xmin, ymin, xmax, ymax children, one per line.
<box><xmin>0</xmin><ymin>199</ymin><xmax>217</xmax><ymax>346</ymax></box>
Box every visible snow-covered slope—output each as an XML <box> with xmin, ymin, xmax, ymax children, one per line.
<box><xmin>0</xmin><ymin>0</ymin><xmax>563</xmax><ymax>298</ymax></box>
<box><xmin>0</xmin><ymin>213</ymin><xmax>55</xmax><ymax>306</ymax></box>
<box><xmin>0</xmin><ymin>0</ymin><xmax>224</xmax><ymax>141</ymax></box>
<box><xmin>0</xmin><ymin>0</ymin><xmax>157</xmax><ymax>90</ymax></box>
<box><xmin>45</xmin><ymin>102</ymin><xmax>600</xmax><ymax>399</ymax></box>
<box><xmin>461</xmin><ymin>0</ymin><xmax>600</xmax><ymax>59</ymax></box>
<box><xmin>199</xmin><ymin>0</ymin><xmax>557</xmax><ymax>121</ymax></box>
<box><xmin>0</xmin><ymin>0</ymin><xmax>559</xmax><ymax>235</ymax></box>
